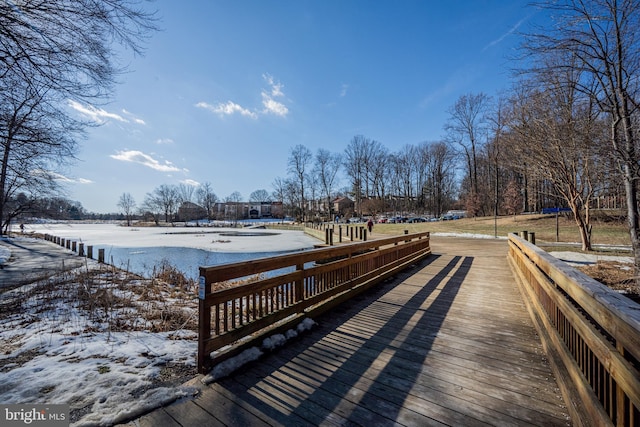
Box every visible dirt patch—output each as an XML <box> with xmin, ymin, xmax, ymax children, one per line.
<box><xmin>578</xmin><ymin>261</ymin><xmax>640</xmax><ymax>304</ymax></box>
<box><xmin>0</xmin><ymin>348</ymin><xmax>44</xmax><ymax>373</ymax></box>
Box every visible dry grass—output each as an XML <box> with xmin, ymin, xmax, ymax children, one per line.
<box><xmin>0</xmin><ymin>262</ymin><xmax>199</xmax><ymax>334</ymax></box>
<box><xmin>578</xmin><ymin>261</ymin><xmax>640</xmax><ymax>303</ymax></box>
<box><xmin>371</xmin><ymin>212</ymin><xmax>630</xmax><ymax>246</ymax></box>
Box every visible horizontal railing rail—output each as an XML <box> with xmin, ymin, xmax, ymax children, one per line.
<box><xmin>197</xmin><ymin>231</ymin><xmax>431</xmax><ymax>373</ymax></box>
<box><xmin>508</xmin><ymin>233</ymin><xmax>640</xmax><ymax>427</ymax></box>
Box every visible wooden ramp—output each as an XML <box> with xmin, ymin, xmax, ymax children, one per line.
<box><xmin>129</xmin><ymin>237</ymin><xmax>570</xmax><ymax>426</ymax></box>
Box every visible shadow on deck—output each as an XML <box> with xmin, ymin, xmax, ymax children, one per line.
<box><xmin>126</xmin><ymin>237</ymin><xmax>570</xmax><ymax>426</ymax></box>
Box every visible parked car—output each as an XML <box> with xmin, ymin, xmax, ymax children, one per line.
<box><xmin>407</xmin><ymin>217</ymin><xmax>427</xmax><ymax>223</ymax></box>
<box><xmin>377</xmin><ymin>217</ymin><xmax>388</xmax><ymax>223</ymax></box>
<box><xmin>389</xmin><ymin>216</ymin><xmax>408</xmax><ymax>223</ymax></box>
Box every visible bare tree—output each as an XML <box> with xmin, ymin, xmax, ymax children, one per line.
<box><xmin>0</xmin><ymin>77</ymin><xmax>79</xmax><ymax>233</ymax></box>
<box><xmin>343</xmin><ymin>135</ymin><xmax>386</xmax><ymax>215</ymax></box>
<box><xmin>486</xmin><ymin>96</ymin><xmax>510</xmax><ymax>224</ymax></box>
<box><xmin>395</xmin><ymin>145</ymin><xmax>418</xmax><ymax>213</ymax></box>
<box><xmin>249</xmin><ymin>189</ymin><xmax>272</xmax><ymax>203</ymax></box>
<box><xmin>507</xmin><ymin>60</ymin><xmax>604</xmax><ymax>250</ymax></box>
<box><xmin>177</xmin><ymin>183</ymin><xmax>196</xmax><ymax>204</ymax></box>
<box><xmin>314</xmin><ymin>148</ymin><xmax>341</xmax><ymax>221</ymax></box>
<box><xmin>523</xmin><ymin>0</ymin><xmax>640</xmax><ymax>273</ymax></box>
<box><xmin>225</xmin><ymin>191</ymin><xmax>243</xmax><ymax>224</ymax></box>
<box><xmin>0</xmin><ymin>1</ymin><xmax>157</xmax><ymax>101</ymax></box>
<box><xmin>445</xmin><ymin>93</ymin><xmax>492</xmax><ymax>210</ymax></box>
<box><xmin>287</xmin><ymin>144</ymin><xmax>312</xmax><ymax>222</ymax></box>
<box><xmin>271</xmin><ymin>177</ymin><xmax>287</xmax><ymax>203</ymax></box>
<box><xmin>117</xmin><ymin>193</ymin><xmax>136</xmax><ymax>226</ymax></box>
<box><xmin>145</xmin><ymin>184</ymin><xmax>178</xmax><ymax>223</ymax></box>
<box><xmin>425</xmin><ymin>141</ymin><xmax>457</xmax><ymax>218</ymax></box>
<box><xmin>141</xmin><ymin>193</ymin><xmax>161</xmax><ymax>225</ymax></box>
<box><xmin>368</xmin><ymin>145</ymin><xmax>390</xmax><ymax>209</ymax></box>
<box><xmin>196</xmin><ymin>182</ymin><xmax>218</xmax><ymax>220</ymax></box>
<box><xmin>272</xmin><ymin>177</ymin><xmax>296</xmax><ymax>218</ymax></box>
<box><xmin>502</xmin><ymin>180</ymin><xmax>522</xmax><ymax>217</ymax></box>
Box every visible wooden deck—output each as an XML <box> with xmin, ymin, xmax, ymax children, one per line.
<box><xmin>127</xmin><ymin>237</ymin><xmax>570</xmax><ymax>426</ymax></box>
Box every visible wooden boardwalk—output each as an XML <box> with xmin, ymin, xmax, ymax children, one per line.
<box><xmin>126</xmin><ymin>237</ymin><xmax>570</xmax><ymax>426</ymax></box>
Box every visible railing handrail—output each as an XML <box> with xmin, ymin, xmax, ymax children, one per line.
<box><xmin>509</xmin><ymin>234</ymin><xmax>640</xmax><ymax>359</ymax></box>
<box><xmin>197</xmin><ymin>231</ymin><xmax>431</xmax><ymax>374</ymax></box>
<box><xmin>199</xmin><ymin>231</ymin><xmax>429</xmax><ymax>284</ymax></box>
<box><xmin>508</xmin><ymin>232</ymin><xmax>640</xmax><ymax>427</ymax></box>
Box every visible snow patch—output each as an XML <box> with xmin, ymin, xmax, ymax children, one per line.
<box><xmin>203</xmin><ymin>347</ymin><xmax>263</xmax><ymax>383</ymax></box>
<box><xmin>262</xmin><ymin>333</ymin><xmax>287</xmax><ymax>350</ymax></box>
<box><xmin>432</xmin><ymin>232</ymin><xmax>507</xmax><ymax>240</ymax></box>
<box><xmin>0</xmin><ymin>243</ymin><xmax>10</xmax><ymax>264</ymax></box>
<box><xmin>202</xmin><ymin>318</ymin><xmax>317</xmax><ymax>384</ymax></box>
<box><xmin>549</xmin><ymin>251</ymin><xmax>633</xmax><ymax>267</ymax></box>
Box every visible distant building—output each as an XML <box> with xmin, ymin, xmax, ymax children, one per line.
<box><xmin>332</xmin><ymin>196</ymin><xmax>354</xmax><ymax>215</ymax></box>
<box><xmin>249</xmin><ymin>201</ymin><xmax>284</xmax><ymax>219</ymax></box>
<box><xmin>177</xmin><ymin>201</ymin><xmax>207</xmax><ymax>221</ymax></box>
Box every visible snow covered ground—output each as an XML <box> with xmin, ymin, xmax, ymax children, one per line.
<box><xmin>0</xmin><ymin>226</ymin><xmax>632</xmax><ymax>426</ymax></box>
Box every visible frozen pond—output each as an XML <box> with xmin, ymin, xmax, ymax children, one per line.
<box><xmin>22</xmin><ymin>222</ymin><xmax>319</xmax><ymax>279</ymax></box>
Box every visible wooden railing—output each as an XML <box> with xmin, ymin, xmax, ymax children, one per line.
<box><xmin>197</xmin><ymin>231</ymin><xmax>431</xmax><ymax>373</ymax></box>
<box><xmin>508</xmin><ymin>233</ymin><xmax>640</xmax><ymax>427</ymax></box>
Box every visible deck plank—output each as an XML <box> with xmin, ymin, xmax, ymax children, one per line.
<box><xmin>134</xmin><ymin>237</ymin><xmax>570</xmax><ymax>426</ymax></box>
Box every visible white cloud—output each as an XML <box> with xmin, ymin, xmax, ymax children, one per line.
<box><xmin>122</xmin><ymin>109</ymin><xmax>146</xmax><ymax>125</ymax></box>
<box><xmin>68</xmin><ymin>100</ymin><xmax>127</xmax><ymax>124</ymax></box>
<box><xmin>261</xmin><ymin>74</ymin><xmax>289</xmax><ymax>117</ymax></box>
<box><xmin>110</xmin><ymin>150</ymin><xmax>181</xmax><ymax>172</ymax></box>
<box><xmin>32</xmin><ymin>170</ymin><xmax>93</xmax><ymax>184</ymax></box>
<box><xmin>181</xmin><ymin>179</ymin><xmax>200</xmax><ymax>187</ymax></box>
<box><xmin>263</xmin><ymin>73</ymin><xmax>284</xmax><ymax>97</ymax></box>
<box><xmin>68</xmin><ymin>101</ymin><xmax>147</xmax><ymax>126</ymax></box>
<box><xmin>261</xmin><ymin>93</ymin><xmax>289</xmax><ymax>117</ymax></box>
<box><xmin>340</xmin><ymin>84</ymin><xmax>349</xmax><ymax>97</ymax></box>
<box><xmin>197</xmin><ymin>74</ymin><xmax>290</xmax><ymax>119</ymax></box>
<box><xmin>155</xmin><ymin>138</ymin><xmax>174</xmax><ymax>145</ymax></box>
<box><xmin>483</xmin><ymin>17</ymin><xmax>527</xmax><ymax>51</ymax></box>
<box><xmin>195</xmin><ymin>101</ymin><xmax>257</xmax><ymax>119</ymax></box>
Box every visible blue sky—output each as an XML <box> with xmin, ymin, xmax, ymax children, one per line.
<box><xmin>65</xmin><ymin>0</ymin><xmax>535</xmax><ymax>213</ymax></box>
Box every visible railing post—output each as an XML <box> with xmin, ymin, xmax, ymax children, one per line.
<box><xmin>528</xmin><ymin>232</ymin><xmax>535</xmax><ymax>245</ymax></box>
<box><xmin>520</xmin><ymin>230</ymin><xmax>528</xmax><ymax>241</ymax></box>
<box><xmin>295</xmin><ymin>263</ymin><xmax>304</xmax><ymax>303</ymax></box>
<box><xmin>329</xmin><ymin>228</ymin><xmax>334</xmax><ymax>246</ymax></box>
<box><xmin>339</xmin><ymin>225</ymin><xmax>343</xmax><ymax>243</ymax></box>
<box><xmin>78</xmin><ymin>243</ymin><xmax>84</xmax><ymax>257</ymax></box>
<box><xmin>98</xmin><ymin>248</ymin><xmax>105</xmax><ymax>263</ymax></box>
<box><xmin>325</xmin><ymin>228</ymin><xmax>330</xmax><ymax>245</ymax></box>
<box><xmin>198</xmin><ymin>273</ymin><xmax>212</xmax><ymax>374</ymax></box>
<box><xmin>72</xmin><ymin>241</ymin><xmax>76</xmax><ymax>252</ymax></box>
<box><xmin>87</xmin><ymin>246</ymin><xmax>93</xmax><ymax>259</ymax></box>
